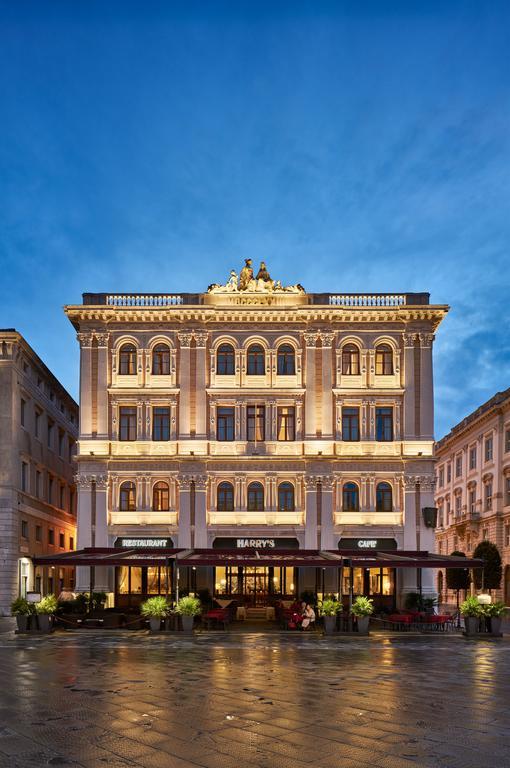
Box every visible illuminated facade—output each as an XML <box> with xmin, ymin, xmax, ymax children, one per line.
<box><xmin>435</xmin><ymin>388</ymin><xmax>510</xmax><ymax>603</ymax></box>
<box><xmin>0</xmin><ymin>330</ymin><xmax>78</xmax><ymax>614</ymax></box>
<box><xmin>66</xmin><ymin>268</ymin><xmax>447</xmax><ymax>607</ymax></box>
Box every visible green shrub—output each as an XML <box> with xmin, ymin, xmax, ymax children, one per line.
<box><xmin>11</xmin><ymin>597</ymin><xmax>33</xmax><ymax>616</ymax></box>
<box><xmin>35</xmin><ymin>595</ymin><xmax>58</xmax><ymax>615</ymax></box>
<box><xmin>320</xmin><ymin>599</ymin><xmax>341</xmax><ymax>616</ymax></box>
<box><xmin>350</xmin><ymin>596</ymin><xmax>374</xmax><ymax>617</ymax></box>
<box><xmin>140</xmin><ymin>596</ymin><xmax>171</xmax><ymax>619</ymax></box>
<box><xmin>175</xmin><ymin>596</ymin><xmax>202</xmax><ymax>616</ymax></box>
<box><xmin>482</xmin><ymin>601</ymin><xmax>507</xmax><ymax>618</ymax></box>
<box><xmin>459</xmin><ymin>596</ymin><xmax>482</xmax><ymax>617</ymax></box>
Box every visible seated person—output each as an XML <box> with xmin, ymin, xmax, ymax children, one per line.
<box><xmin>301</xmin><ymin>603</ymin><xmax>316</xmax><ymax>630</ymax></box>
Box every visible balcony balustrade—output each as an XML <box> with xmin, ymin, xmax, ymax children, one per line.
<box><xmin>109</xmin><ymin>510</ymin><xmax>178</xmax><ymax>526</ymax></box>
<box><xmin>208</xmin><ymin>509</ymin><xmax>305</xmax><ymax>526</ymax></box>
<box><xmin>334</xmin><ymin>511</ymin><xmax>403</xmax><ymax>526</ymax></box>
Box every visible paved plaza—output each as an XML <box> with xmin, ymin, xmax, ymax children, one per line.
<box><xmin>0</xmin><ymin>625</ymin><xmax>509</xmax><ymax>768</ymax></box>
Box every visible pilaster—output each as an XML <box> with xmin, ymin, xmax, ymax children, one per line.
<box><xmin>194</xmin><ymin>331</ymin><xmax>209</xmax><ymax>438</ymax></box>
<box><xmin>178</xmin><ymin>332</ymin><xmax>193</xmax><ymax>439</ymax></box>
<box><xmin>304</xmin><ymin>332</ymin><xmax>319</xmax><ymax>438</ymax></box>
<box><xmin>320</xmin><ymin>331</ymin><xmax>334</xmax><ymax>439</ymax></box>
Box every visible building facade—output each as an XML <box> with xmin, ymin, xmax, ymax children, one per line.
<box><xmin>66</xmin><ymin>266</ymin><xmax>447</xmax><ymax>608</ymax></box>
<box><xmin>435</xmin><ymin>388</ymin><xmax>510</xmax><ymax>603</ymax></box>
<box><xmin>0</xmin><ymin>330</ymin><xmax>78</xmax><ymax>615</ymax></box>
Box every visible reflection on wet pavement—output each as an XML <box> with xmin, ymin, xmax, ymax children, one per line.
<box><xmin>0</xmin><ymin>631</ymin><xmax>509</xmax><ymax>768</ymax></box>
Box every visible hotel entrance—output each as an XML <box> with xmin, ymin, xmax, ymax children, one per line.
<box><xmin>214</xmin><ymin>565</ymin><xmax>296</xmax><ymax>605</ymax></box>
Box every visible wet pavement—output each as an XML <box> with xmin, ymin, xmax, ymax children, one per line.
<box><xmin>0</xmin><ymin>628</ymin><xmax>509</xmax><ymax>768</ymax></box>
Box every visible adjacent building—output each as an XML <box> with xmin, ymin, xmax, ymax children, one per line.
<box><xmin>435</xmin><ymin>388</ymin><xmax>510</xmax><ymax>603</ymax></box>
<box><xmin>0</xmin><ymin>330</ymin><xmax>79</xmax><ymax>614</ymax></box>
<box><xmin>53</xmin><ymin>263</ymin><xmax>449</xmax><ymax>609</ymax></box>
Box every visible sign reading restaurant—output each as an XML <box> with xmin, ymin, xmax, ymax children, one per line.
<box><xmin>114</xmin><ymin>537</ymin><xmax>174</xmax><ymax>548</ymax></box>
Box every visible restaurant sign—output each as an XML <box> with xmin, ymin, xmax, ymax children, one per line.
<box><xmin>213</xmin><ymin>537</ymin><xmax>300</xmax><ymax>550</ymax></box>
<box><xmin>114</xmin><ymin>537</ymin><xmax>174</xmax><ymax>548</ymax></box>
<box><xmin>338</xmin><ymin>538</ymin><xmax>397</xmax><ymax>551</ymax></box>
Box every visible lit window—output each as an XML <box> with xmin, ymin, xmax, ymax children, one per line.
<box><xmin>247</xmin><ymin>344</ymin><xmax>265</xmax><ymax>375</ymax></box>
<box><xmin>119</xmin><ymin>481</ymin><xmax>136</xmax><ymax>512</ymax></box>
<box><xmin>376</xmin><ymin>482</ymin><xmax>392</xmax><ymax>512</ymax></box>
<box><xmin>247</xmin><ymin>482</ymin><xmax>264</xmax><ymax>511</ymax></box>
<box><xmin>152</xmin><ymin>481</ymin><xmax>170</xmax><ymax>511</ymax></box>
<box><xmin>277</xmin><ymin>345</ymin><xmax>295</xmax><ymax>375</ymax></box>
<box><xmin>216</xmin><ymin>344</ymin><xmax>235</xmax><ymax>375</ymax></box>
<box><xmin>119</xmin><ymin>344</ymin><xmax>136</xmax><ymax>375</ymax></box>
<box><xmin>278</xmin><ymin>482</ymin><xmax>295</xmax><ymax>511</ymax></box>
<box><xmin>341</xmin><ymin>344</ymin><xmax>360</xmax><ymax>375</ymax></box>
<box><xmin>342</xmin><ymin>482</ymin><xmax>359</xmax><ymax>512</ymax></box>
<box><xmin>217</xmin><ymin>482</ymin><xmax>234</xmax><ymax>511</ymax></box>
<box><xmin>277</xmin><ymin>407</ymin><xmax>295</xmax><ymax>441</ymax></box>
<box><xmin>247</xmin><ymin>405</ymin><xmax>265</xmax><ymax>441</ymax></box>
<box><xmin>152</xmin><ymin>344</ymin><xmax>170</xmax><ymax>375</ymax></box>
<box><xmin>375</xmin><ymin>344</ymin><xmax>393</xmax><ymax>375</ymax></box>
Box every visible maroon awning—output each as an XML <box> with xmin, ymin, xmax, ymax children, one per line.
<box><xmin>32</xmin><ymin>547</ymin><xmax>483</xmax><ymax>569</ymax></box>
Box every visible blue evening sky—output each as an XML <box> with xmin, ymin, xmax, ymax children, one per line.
<box><xmin>1</xmin><ymin>1</ymin><xmax>509</xmax><ymax>438</ymax></box>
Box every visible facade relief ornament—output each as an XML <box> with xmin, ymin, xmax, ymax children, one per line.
<box><xmin>177</xmin><ymin>474</ymin><xmax>193</xmax><ymax>490</ymax></box>
<box><xmin>303</xmin><ymin>475</ymin><xmax>318</xmax><ymax>490</ymax></box>
<box><xmin>419</xmin><ymin>332</ymin><xmax>435</xmax><ymax>348</ymax></box>
<box><xmin>95</xmin><ymin>475</ymin><xmax>109</xmax><ymax>491</ymax></box>
<box><xmin>303</xmin><ymin>331</ymin><xmax>319</xmax><ymax>347</ymax></box>
<box><xmin>94</xmin><ymin>332</ymin><xmax>110</xmax><ymax>347</ymax></box>
<box><xmin>193</xmin><ymin>475</ymin><xmax>208</xmax><ymax>491</ymax></box>
<box><xmin>208</xmin><ymin>259</ymin><xmax>305</xmax><ymax>295</ymax></box>
<box><xmin>77</xmin><ymin>332</ymin><xmax>93</xmax><ymax>348</ymax></box>
<box><xmin>194</xmin><ymin>331</ymin><xmax>209</xmax><ymax>347</ymax></box>
<box><xmin>402</xmin><ymin>332</ymin><xmax>417</xmax><ymax>347</ymax></box>
<box><xmin>178</xmin><ymin>331</ymin><xmax>194</xmax><ymax>348</ymax></box>
<box><xmin>320</xmin><ymin>331</ymin><xmax>335</xmax><ymax>347</ymax></box>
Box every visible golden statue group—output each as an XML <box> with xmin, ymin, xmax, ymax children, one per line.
<box><xmin>208</xmin><ymin>259</ymin><xmax>305</xmax><ymax>294</ymax></box>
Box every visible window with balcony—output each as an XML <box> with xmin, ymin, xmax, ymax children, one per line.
<box><xmin>455</xmin><ymin>494</ymin><xmax>462</xmax><ymax>517</ymax></box>
<box><xmin>455</xmin><ymin>455</ymin><xmax>462</xmax><ymax>477</ymax></box>
<box><xmin>485</xmin><ymin>481</ymin><xmax>493</xmax><ymax>511</ymax></box>
<box><xmin>469</xmin><ymin>446</ymin><xmax>477</xmax><ymax>470</ymax></box>
<box><xmin>217</xmin><ymin>482</ymin><xmax>234</xmax><ymax>511</ymax></box>
<box><xmin>342</xmin><ymin>407</ymin><xmax>360</xmax><ymax>441</ymax></box>
<box><xmin>119</xmin><ymin>481</ymin><xmax>136</xmax><ymax>511</ymax></box>
<box><xmin>119</xmin><ymin>407</ymin><xmax>137</xmax><ymax>441</ymax></box>
<box><xmin>376</xmin><ymin>408</ymin><xmax>393</xmax><ymax>441</ymax></box>
<box><xmin>375</xmin><ymin>344</ymin><xmax>393</xmax><ymax>375</ymax></box>
<box><xmin>247</xmin><ymin>344</ymin><xmax>265</xmax><ymax>375</ymax></box>
<box><xmin>217</xmin><ymin>408</ymin><xmax>235</xmax><ymax>441</ymax></box>
<box><xmin>152</xmin><ymin>407</ymin><xmax>170</xmax><ymax>441</ymax></box>
<box><xmin>216</xmin><ymin>344</ymin><xmax>235</xmax><ymax>375</ymax></box>
<box><xmin>152</xmin><ymin>344</ymin><xmax>170</xmax><ymax>375</ymax></box>
<box><xmin>152</xmin><ymin>481</ymin><xmax>170</xmax><ymax>511</ymax></box>
<box><xmin>278</xmin><ymin>482</ymin><xmax>295</xmax><ymax>511</ymax></box>
<box><xmin>341</xmin><ymin>344</ymin><xmax>360</xmax><ymax>375</ymax></box>
<box><xmin>277</xmin><ymin>406</ymin><xmax>295</xmax><ymax>441</ymax></box>
<box><xmin>342</xmin><ymin>482</ymin><xmax>359</xmax><ymax>512</ymax></box>
<box><xmin>119</xmin><ymin>344</ymin><xmax>137</xmax><ymax>375</ymax></box>
<box><xmin>247</xmin><ymin>482</ymin><xmax>264</xmax><ymax>511</ymax></box>
<box><xmin>376</xmin><ymin>482</ymin><xmax>392</xmax><ymax>512</ymax></box>
<box><xmin>485</xmin><ymin>436</ymin><xmax>493</xmax><ymax>462</ymax></box>
<box><xmin>277</xmin><ymin>345</ymin><xmax>295</xmax><ymax>375</ymax></box>
<box><xmin>247</xmin><ymin>405</ymin><xmax>265</xmax><ymax>441</ymax></box>
<box><xmin>469</xmin><ymin>489</ymin><xmax>476</xmax><ymax>515</ymax></box>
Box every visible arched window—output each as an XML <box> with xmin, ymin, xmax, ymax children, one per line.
<box><xmin>217</xmin><ymin>343</ymin><xmax>235</xmax><ymax>375</ymax></box>
<box><xmin>247</xmin><ymin>344</ymin><xmax>265</xmax><ymax>375</ymax></box>
<box><xmin>375</xmin><ymin>344</ymin><xmax>393</xmax><ymax>375</ymax></box>
<box><xmin>247</xmin><ymin>482</ymin><xmax>264</xmax><ymax>511</ymax></box>
<box><xmin>376</xmin><ymin>482</ymin><xmax>393</xmax><ymax>512</ymax></box>
<box><xmin>152</xmin><ymin>481</ymin><xmax>170</xmax><ymax>511</ymax></box>
<box><xmin>342</xmin><ymin>482</ymin><xmax>359</xmax><ymax>512</ymax></box>
<box><xmin>277</xmin><ymin>344</ymin><xmax>295</xmax><ymax>375</ymax></box>
<box><xmin>119</xmin><ymin>481</ymin><xmax>136</xmax><ymax>511</ymax></box>
<box><xmin>119</xmin><ymin>344</ymin><xmax>136</xmax><ymax>375</ymax></box>
<box><xmin>278</xmin><ymin>482</ymin><xmax>295</xmax><ymax>511</ymax></box>
<box><xmin>152</xmin><ymin>344</ymin><xmax>170</xmax><ymax>375</ymax></box>
<box><xmin>217</xmin><ymin>481</ymin><xmax>234</xmax><ymax>512</ymax></box>
<box><xmin>342</xmin><ymin>344</ymin><xmax>360</xmax><ymax>375</ymax></box>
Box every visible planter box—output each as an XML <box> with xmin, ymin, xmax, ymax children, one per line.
<box><xmin>463</xmin><ymin>616</ymin><xmax>480</xmax><ymax>636</ymax></box>
<box><xmin>149</xmin><ymin>618</ymin><xmax>162</xmax><ymax>632</ymax></box>
<box><xmin>356</xmin><ymin>616</ymin><xmax>370</xmax><ymax>634</ymax></box>
<box><xmin>489</xmin><ymin>617</ymin><xmax>503</xmax><ymax>637</ymax></box>
<box><xmin>323</xmin><ymin>615</ymin><xmax>337</xmax><ymax>635</ymax></box>
<box><xmin>181</xmin><ymin>615</ymin><xmax>195</xmax><ymax>633</ymax></box>
<box><xmin>36</xmin><ymin>615</ymin><xmax>53</xmax><ymax>632</ymax></box>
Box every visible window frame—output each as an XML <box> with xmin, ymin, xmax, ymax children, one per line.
<box><xmin>375</xmin><ymin>344</ymin><xmax>393</xmax><ymax>376</ymax></box>
<box><xmin>119</xmin><ymin>406</ymin><xmax>137</xmax><ymax>441</ymax></box>
<box><xmin>341</xmin><ymin>344</ymin><xmax>360</xmax><ymax>376</ymax></box>
<box><xmin>276</xmin><ymin>344</ymin><xmax>295</xmax><ymax>376</ymax></box>
<box><xmin>217</xmin><ymin>407</ymin><xmax>235</xmax><ymax>441</ymax></box>
<box><xmin>247</xmin><ymin>344</ymin><xmax>265</xmax><ymax>376</ymax></box>
<box><xmin>247</xmin><ymin>405</ymin><xmax>265</xmax><ymax>442</ymax></box>
<box><xmin>376</xmin><ymin>482</ymin><xmax>393</xmax><ymax>512</ymax></box>
<box><xmin>119</xmin><ymin>344</ymin><xmax>137</xmax><ymax>376</ymax></box>
<box><xmin>119</xmin><ymin>481</ymin><xmax>137</xmax><ymax>512</ymax></box>
<box><xmin>152</xmin><ymin>407</ymin><xmax>170</xmax><ymax>441</ymax></box>
<box><xmin>217</xmin><ymin>481</ymin><xmax>234</xmax><ymax>512</ymax></box>
<box><xmin>247</xmin><ymin>482</ymin><xmax>264</xmax><ymax>511</ymax></box>
<box><xmin>276</xmin><ymin>406</ymin><xmax>296</xmax><ymax>441</ymax></box>
<box><xmin>216</xmin><ymin>344</ymin><xmax>235</xmax><ymax>376</ymax></box>
<box><xmin>152</xmin><ymin>481</ymin><xmax>170</xmax><ymax>512</ymax></box>
<box><xmin>278</xmin><ymin>482</ymin><xmax>295</xmax><ymax>511</ymax></box>
<box><xmin>342</xmin><ymin>407</ymin><xmax>360</xmax><ymax>442</ymax></box>
<box><xmin>375</xmin><ymin>407</ymin><xmax>393</xmax><ymax>442</ymax></box>
<box><xmin>342</xmin><ymin>482</ymin><xmax>359</xmax><ymax>512</ymax></box>
<box><xmin>152</xmin><ymin>344</ymin><xmax>171</xmax><ymax>376</ymax></box>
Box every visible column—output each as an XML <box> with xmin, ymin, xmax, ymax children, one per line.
<box><xmin>368</xmin><ymin>400</ymin><xmax>376</xmax><ymax>440</ymax></box>
<box><xmin>194</xmin><ymin>476</ymin><xmax>208</xmax><ymax>547</ymax></box>
<box><xmin>296</xmin><ymin>398</ymin><xmax>303</xmax><ymax>441</ymax></box>
<box><xmin>136</xmin><ymin>400</ymin><xmax>144</xmax><ymax>440</ymax></box>
<box><xmin>418</xmin><ymin>474</ymin><xmax>437</xmax><ymax>595</ymax></box>
<box><xmin>75</xmin><ymin>475</ymin><xmax>93</xmax><ymax>592</ymax></box>
<box><xmin>304</xmin><ymin>476</ymin><xmax>318</xmax><ymax>548</ymax></box>
<box><xmin>177</xmin><ymin>475</ymin><xmax>192</xmax><ymax>547</ymax></box>
<box><xmin>194</xmin><ymin>332</ymin><xmax>209</xmax><ymax>439</ymax></box>
<box><xmin>304</xmin><ymin>332</ymin><xmax>319</xmax><ymax>438</ymax></box>
<box><xmin>402</xmin><ymin>475</ymin><xmax>419</xmax><ymax>597</ymax></box>
<box><xmin>402</xmin><ymin>332</ymin><xmax>417</xmax><ymax>440</ymax></box>
<box><xmin>94</xmin><ymin>474</ymin><xmax>111</xmax><ymax>592</ymax></box>
<box><xmin>319</xmin><ymin>476</ymin><xmax>335</xmax><ymax>549</ymax></box>
<box><xmin>95</xmin><ymin>333</ymin><xmax>110</xmax><ymax>438</ymax></box>
<box><xmin>178</xmin><ymin>332</ymin><xmax>193</xmax><ymax>439</ymax></box>
<box><xmin>320</xmin><ymin>331</ymin><xmax>335</xmax><ymax>439</ymax></box>
<box><xmin>361</xmin><ymin>400</ymin><xmax>369</xmax><ymax>441</ymax></box>
<box><xmin>419</xmin><ymin>333</ymin><xmax>435</xmax><ymax>441</ymax></box>
<box><xmin>111</xmin><ymin>400</ymin><xmax>119</xmax><ymax>441</ymax></box>
<box><xmin>77</xmin><ymin>333</ymin><xmax>93</xmax><ymax>438</ymax></box>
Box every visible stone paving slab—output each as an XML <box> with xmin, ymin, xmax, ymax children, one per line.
<box><xmin>0</xmin><ymin>631</ymin><xmax>509</xmax><ymax>768</ymax></box>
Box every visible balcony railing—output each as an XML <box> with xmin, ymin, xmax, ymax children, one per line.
<box><xmin>209</xmin><ymin>510</ymin><xmax>305</xmax><ymax>526</ymax></box>
<box><xmin>82</xmin><ymin>291</ymin><xmax>430</xmax><ymax>306</ymax></box>
<box><xmin>109</xmin><ymin>510</ymin><xmax>178</xmax><ymax>525</ymax></box>
<box><xmin>334</xmin><ymin>511</ymin><xmax>403</xmax><ymax>526</ymax></box>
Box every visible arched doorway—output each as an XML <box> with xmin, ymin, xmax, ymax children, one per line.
<box><xmin>504</xmin><ymin>565</ymin><xmax>510</xmax><ymax>605</ymax></box>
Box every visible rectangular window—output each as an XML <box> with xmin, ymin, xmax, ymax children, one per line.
<box><xmin>247</xmin><ymin>405</ymin><xmax>265</xmax><ymax>441</ymax></box>
<box><xmin>21</xmin><ymin>398</ymin><xmax>26</xmax><ymax>427</ymax></box>
<box><xmin>447</xmin><ymin>463</ymin><xmax>452</xmax><ymax>483</ymax></box>
<box><xmin>342</xmin><ymin>407</ymin><xmax>360</xmax><ymax>442</ymax></box>
<box><xmin>277</xmin><ymin>406</ymin><xmax>295</xmax><ymax>441</ymax></box>
<box><xmin>506</xmin><ymin>428</ymin><xmax>510</xmax><ymax>453</ymax></box>
<box><xmin>59</xmin><ymin>532</ymin><xmax>65</xmax><ymax>548</ymax></box>
<box><xmin>152</xmin><ymin>407</ymin><xmax>170</xmax><ymax>441</ymax></box>
<box><xmin>47</xmin><ymin>418</ymin><xmax>54</xmax><ymax>449</ymax></box>
<box><xmin>485</xmin><ymin>436</ymin><xmax>493</xmax><ymax>462</ymax></box>
<box><xmin>35</xmin><ymin>525</ymin><xmax>42</xmax><ymax>542</ymax></box>
<box><xmin>446</xmin><ymin>499</ymin><xmax>451</xmax><ymax>524</ymax></box>
<box><xmin>58</xmin><ymin>429</ymin><xmax>65</xmax><ymax>457</ymax></box>
<box><xmin>48</xmin><ymin>476</ymin><xmax>54</xmax><ymax>505</ymax></box>
<box><xmin>35</xmin><ymin>470</ymin><xmax>41</xmax><ymax>498</ymax></box>
<box><xmin>375</xmin><ymin>407</ymin><xmax>393</xmax><ymax>441</ymax></box>
<box><xmin>34</xmin><ymin>409</ymin><xmax>41</xmax><ymax>438</ymax></box>
<box><xmin>506</xmin><ymin>477</ymin><xmax>510</xmax><ymax>506</ymax></box>
<box><xmin>48</xmin><ymin>529</ymin><xmax>54</xmax><ymax>545</ymax></box>
<box><xmin>21</xmin><ymin>461</ymin><xmax>28</xmax><ymax>492</ymax></box>
<box><xmin>455</xmin><ymin>455</ymin><xmax>462</xmax><ymax>477</ymax></box>
<box><xmin>469</xmin><ymin>446</ymin><xmax>477</xmax><ymax>470</ymax></box>
<box><xmin>59</xmin><ymin>485</ymin><xmax>65</xmax><ymax>510</ymax></box>
<box><xmin>70</xmin><ymin>489</ymin><xmax>75</xmax><ymax>514</ymax></box>
<box><xmin>119</xmin><ymin>407</ymin><xmax>137</xmax><ymax>441</ymax></box>
<box><xmin>217</xmin><ymin>407</ymin><xmax>235</xmax><ymax>441</ymax></box>
<box><xmin>70</xmin><ymin>536</ymin><xmax>74</xmax><ymax>550</ymax></box>
<box><xmin>68</xmin><ymin>439</ymin><xmax>75</xmax><ymax>463</ymax></box>
<box><xmin>469</xmin><ymin>489</ymin><xmax>476</xmax><ymax>515</ymax></box>
<box><xmin>485</xmin><ymin>482</ymin><xmax>493</xmax><ymax>510</ymax></box>
<box><xmin>455</xmin><ymin>494</ymin><xmax>461</xmax><ymax>517</ymax></box>
<box><xmin>483</xmin><ymin>528</ymin><xmax>488</xmax><ymax>540</ymax></box>
<box><xmin>438</xmin><ymin>467</ymin><xmax>444</xmax><ymax>487</ymax></box>
<box><xmin>21</xmin><ymin>520</ymin><xmax>28</xmax><ymax>539</ymax></box>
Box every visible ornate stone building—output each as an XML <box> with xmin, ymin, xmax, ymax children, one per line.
<box><xmin>435</xmin><ymin>388</ymin><xmax>510</xmax><ymax>603</ymax></box>
<box><xmin>62</xmin><ymin>266</ymin><xmax>448</xmax><ymax>608</ymax></box>
<box><xmin>0</xmin><ymin>330</ymin><xmax>78</xmax><ymax>615</ymax></box>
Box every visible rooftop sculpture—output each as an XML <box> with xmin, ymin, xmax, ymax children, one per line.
<box><xmin>208</xmin><ymin>260</ymin><xmax>305</xmax><ymax>294</ymax></box>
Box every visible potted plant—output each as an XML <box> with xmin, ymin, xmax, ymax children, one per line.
<box><xmin>35</xmin><ymin>595</ymin><xmax>58</xmax><ymax>632</ymax></box>
<box><xmin>350</xmin><ymin>596</ymin><xmax>374</xmax><ymax>634</ymax></box>
<box><xmin>140</xmin><ymin>596</ymin><xmax>171</xmax><ymax>631</ymax></box>
<box><xmin>320</xmin><ymin>598</ymin><xmax>340</xmax><ymax>635</ymax></box>
<box><xmin>482</xmin><ymin>602</ymin><xmax>506</xmax><ymax>636</ymax></box>
<box><xmin>175</xmin><ymin>595</ymin><xmax>201</xmax><ymax>632</ymax></box>
<box><xmin>11</xmin><ymin>597</ymin><xmax>33</xmax><ymax>632</ymax></box>
<box><xmin>460</xmin><ymin>596</ymin><xmax>482</xmax><ymax>636</ymax></box>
